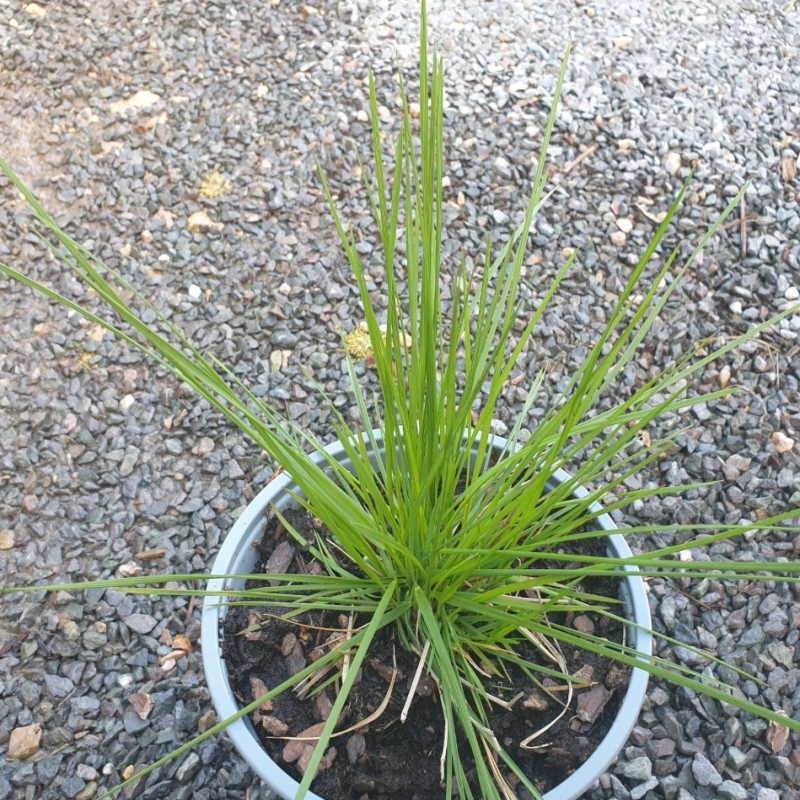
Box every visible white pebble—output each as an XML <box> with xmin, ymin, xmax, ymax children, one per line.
<box><xmin>188</xmin><ymin>284</ymin><xmax>202</xmax><ymax>300</ymax></box>
<box><xmin>729</xmin><ymin>300</ymin><xmax>743</xmax><ymax>314</ymax></box>
<box><xmin>785</xmin><ymin>286</ymin><xmax>799</xmax><ymax>301</ymax></box>
<box><xmin>663</xmin><ymin>151</ymin><xmax>681</xmax><ymax>175</ymax></box>
<box><xmin>616</xmin><ymin>217</ymin><xmax>634</xmax><ymax>233</ymax></box>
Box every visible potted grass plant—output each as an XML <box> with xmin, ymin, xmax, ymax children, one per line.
<box><xmin>1</xmin><ymin>2</ymin><xmax>798</xmax><ymax>798</ymax></box>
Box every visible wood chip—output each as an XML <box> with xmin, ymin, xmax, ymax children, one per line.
<box><xmin>0</xmin><ymin>529</ymin><xmax>14</xmax><ymax>550</ymax></box>
<box><xmin>285</xmin><ymin>640</ymin><xmax>307</xmax><ymax>676</ymax></box>
<box><xmin>135</xmin><ymin>548</ymin><xmax>166</xmax><ymax>560</ymax></box>
<box><xmin>369</xmin><ymin>658</ymin><xmax>403</xmax><ymax>684</ymax></box>
<box><xmin>572</xmin><ymin>614</ymin><xmax>595</xmax><ymax>634</ymax></box>
<box><xmin>782</xmin><ymin>155</ymin><xmax>797</xmax><ymax>183</ymax></box>
<box><xmin>718</xmin><ymin>364</ymin><xmax>732</xmax><ymax>389</ymax></box>
<box><xmin>266</xmin><ymin>541</ymin><xmax>296</xmax><ymax>582</ymax></box>
<box><xmin>314</xmin><ymin>691</ymin><xmax>333</xmax><ymax>721</ymax></box>
<box><xmin>250</xmin><ymin>677</ymin><xmax>273</xmax><ymax>711</ymax></box>
<box><xmin>281</xmin><ymin>633</ymin><xmax>298</xmax><ymax>657</ymax></box>
<box><xmin>605</xmin><ymin>663</ymin><xmax>629</xmax><ymax>689</ymax></box>
<box><xmin>262</xmin><ymin>715</ymin><xmax>289</xmax><ymax>736</ymax></box>
<box><xmin>297</xmin><ymin>745</ymin><xmax>336</xmax><ymax>775</ymax></box>
<box><xmin>282</xmin><ymin>722</ymin><xmax>326</xmax><ymax>763</ymax></box>
<box><xmin>245</xmin><ymin>612</ymin><xmax>263</xmax><ymax>641</ymax></box>
<box><xmin>308</xmin><ymin>645</ymin><xmax>327</xmax><ymax>662</ymax></box>
<box><xmin>346</xmin><ymin>733</ymin><xmax>366</xmax><ymax>764</ymax></box>
<box><xmin>573</xmin><ymin>664</ymin><xmax>594</xmax><ymax>684</ymax></box>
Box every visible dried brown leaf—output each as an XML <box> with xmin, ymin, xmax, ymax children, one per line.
<box><xmin>782</xmin><ymin>155</ymin><xmax>797</xmax><ymax>183</ymax></box>
<box><xmin>172</xmin><ymin>634</ymin><xmax>192</xmax><ymax>654</ymax></box>
<box><xmin>767</xmin><ymin>718</ymin><xmax>790</xmax><ymax>753</ymax></box>
<box><xmin>129</xmin><ymin>692</ymin><xmax>154</xmax><ymax>721</ymax></box>
<box><xmin>187</xmin><ymin>210</ymin><xmax>222</xmax><ymax>231</ymax></box>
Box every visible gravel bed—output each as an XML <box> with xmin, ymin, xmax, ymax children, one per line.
<box><xmin>1</xmin><ymin>1</ymin><xmax>799</xmax><ymax>799</ymax></box>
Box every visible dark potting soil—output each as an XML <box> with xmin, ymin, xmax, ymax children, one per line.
<box><xmin>221</xmin><ymin>508</ymin><xmax>630</xmax><ymax>800</ymax></box>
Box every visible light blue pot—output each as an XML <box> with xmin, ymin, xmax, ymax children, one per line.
<box><xmin>201</xmin><ymin>433</ymin><xmax>653</xmax><ymax>800</ymax></box>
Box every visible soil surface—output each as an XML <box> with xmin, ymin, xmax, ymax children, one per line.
<box><xmin>222</xmin><ymin>508</ymin><xmax>630</xmax><ymax>800</ymax></box>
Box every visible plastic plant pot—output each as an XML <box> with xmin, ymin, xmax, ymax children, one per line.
<box><xmin>201</xmin><ymin>433</ymin><xmax>653</xmax><ymax>800</ymax></box>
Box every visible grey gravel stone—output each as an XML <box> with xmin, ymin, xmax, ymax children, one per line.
<box><xmin>60</xmin><ymin>776</ymin><xmax>86</xmax><ymax>798</ymax></box>
<box><xmin>739</xmin><ymin>622</ymin><xmax>765</xmax><ymax>647</ymax></box>
<box><xmin>36</xmin><ymin>756</ymin><xmax>63</xmax><ymax>783</ymax></box>
<box><xmin>123</xmin><ymin>710</ymin><xmax>150</xmax><ymax>734</ymax></box>
<box><xmin>618</xmin><ymin>756</ymin><xmax>652</xmax><ymax>782</ymax></box>
<box><xmin>692</xmin><ymin>752</ymin><xmax>723</xmax><ymax>787</ymax></box>
<box><xmin>727</xmin><ymin>746</ymin><xmax>749</xmax><ymax>769</ymax></box>
<box><xmin>718</xmin><ymin>780</ymin><xmax>748</xmax><ymax>800</ymax></box>
<box><xmin>175</xmin><ymin>752</ymin><xmax>201</xmax><ymax>783</ymax></box>
<box><xmin>630</xmin><ymin>777</ymin><xmax>659</xmax><ymax>800</ymax></box>
<box><xmin>122</xmin><ymin>614</ymin><xmax>158</xmax><ymax>635</ymax></box>
<box><xmin>44</xmin><ymin>674</ymin><xmax>75</xmax><ymax>699</ymax></box>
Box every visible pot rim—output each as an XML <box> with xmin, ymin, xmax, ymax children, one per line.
<box><xmin>201</xmin><ymin>432</ymin><xmax>653</xmax><ymax>800</ymax></box>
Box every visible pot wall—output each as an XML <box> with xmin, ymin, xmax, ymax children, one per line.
<box><xmin>201</xmin><ymin>433</ymin><xmax>653</xmax><ymax>800</ymax></box>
